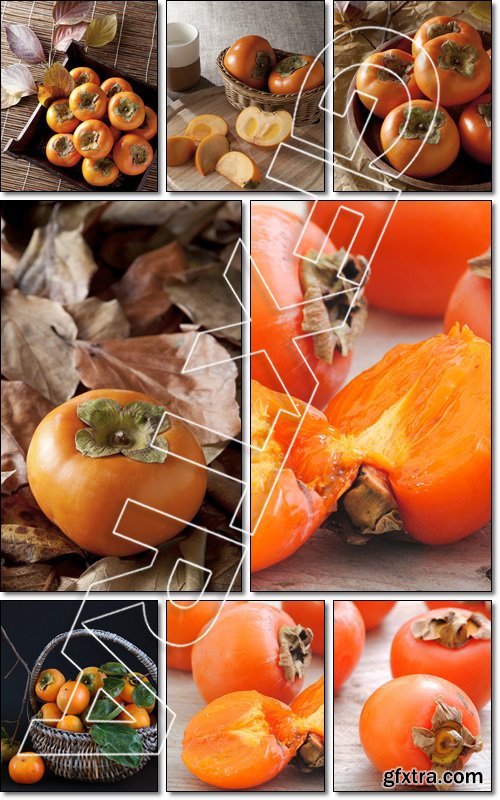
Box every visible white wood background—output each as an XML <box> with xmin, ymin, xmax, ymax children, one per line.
<box><xmin>333</xmin><ymin>600</ymin><xmax>491</xmax><ymax>792</ymax></box>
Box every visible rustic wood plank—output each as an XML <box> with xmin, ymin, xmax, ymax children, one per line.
<box><xmin>333</xmin><ymin>600</ymin><xmax>491</xmax><ymax>791</ymax></box>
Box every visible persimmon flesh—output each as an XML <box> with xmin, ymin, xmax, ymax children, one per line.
<box><xmin>251</xmin><ymin>324</ymin><xmax>490</xmax><ymax>571</ymax></box>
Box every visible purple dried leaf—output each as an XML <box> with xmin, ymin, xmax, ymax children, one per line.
<box><xmin>53</xmin><ymin>0</ymin><xmax>93</xmax><ymax>26</ymax></box>
<box><xmin>5</xmin><ymin>23</ymin><xmax>45</xmax><ymax>64</ymax></box>
<box><xmin>52</xmin><ymin>21</ymin><xmax>88</xmax><ymax>52</ymax></box>
<box><xmin>1</xmin><ymin>64</ymin><xmax>36</xmax><ymax>97</ymax></box>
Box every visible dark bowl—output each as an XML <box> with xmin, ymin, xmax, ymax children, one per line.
<box><xmin>3</xmin><ymin>42</ymin><xmax>158</xmax><ymax>192</ymax></box>
<box><xmin>345</xmin><ymin>30</ymin><xmax>492</xmax><ymax>192</ymax></box>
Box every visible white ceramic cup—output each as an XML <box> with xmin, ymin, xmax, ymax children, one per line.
<box><xmin>167</xmin><ymin>22</ymin><xmax>201</xmax><ymax>91</ymax></box>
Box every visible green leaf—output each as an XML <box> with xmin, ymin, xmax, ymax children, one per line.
<box><xmin>133</xmin><ymin>682</ymin><xmax>156</xmax><ymax>709</ymax></box>
<box><xmin>470</xmin><ymin>1</ymin><xmax>491</xmax><ymax>23</ymax></box>
<box><xmin>84</xmin><ymin>14</ymin><xmax>117</xmax><ymax>47</ymax></box>
<box><xmin>86</xmin><ymin>698</ymin><xmax>124</xmax><ymax>722</ymax></box>
<box><xmin>100</xmin><ymin>661</ymin><xmax>128</xmax><ymax>676</ymax></box>
<box><xmin>90</xmin><ymin>723</ymin><xmax>143</xmax><ymax>768</ymax></box>
<box><xmin>103</xmin><ymin>676</ymin><xmax>126</xmax><ymax>698</ymax></box>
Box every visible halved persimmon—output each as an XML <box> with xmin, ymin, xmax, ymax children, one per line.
<box><xmin>195</xmin><ymin>133</ymin><xmax>229</xmax><ymax>175</ymax></box>
<box><xmin>236</xmin><ymin>107</ymin><xmax>292</xmax><ymax>147</ymax></box>
<box><xmin>167</xmin><ymin>135</ymin><xmax>195</xmax><ymax>166</ymax></box>
<box><xmin>251</xmin><ymin>324</ymin><xmax>490</xmax><ymax>571</ymax></box>
<box><xmin>185</xmin><ymin>113</ymin><xmax>228</xmax><ymax>141</ymax></box>
<box><xmin>182</xmin><ymin>690</ymin><xmax>306</xmax><ymax>789</ymax></box>
<box><xmin>216</xmin><ymin>151</ymin><xmax>261</xmax><ymax>188</ymax></box>
<box><xmin>291</xmin><ymin>676</ymin><xmax>325</xmax><ymax>771</ymax></box>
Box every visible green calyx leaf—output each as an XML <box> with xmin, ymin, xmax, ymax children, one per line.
<box><xmin>251</xmin><ymin>50</ymin><xmax>274</xmax><ymax>79</ymax></box>
<box><xmin>426</xmin><ymin>20</ymin><xmax>460</xmax><ymax>40</ymax></box>
<box><xmin>75</xmin><ymin>398</ymin><xmax>170</xmax><ymax>462</ymax></box>
<box><xmin>400</xmin><ymin>106</ymin><xmax>445</xmax><ymax>144</ymax></box>
<box><xmin>437</xmin><ymin>39</ymin><xmax>479</xmax><ymax>79</ymax></box>
<box><xmin>274</xmin><ymin>55</ymin><xmax>309</xmax><ymax>76</ymax></box>
<box><xmin>477</xmin><ymin>101</ymin><xmax>491</xmax><ymax>128</ymax></box>
<box><xmin>377</xmin><ymin>53</ymin><xmax>413</xmax><ymax>83</ymax></box>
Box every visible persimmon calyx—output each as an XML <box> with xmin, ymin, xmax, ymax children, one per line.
<box><xmin>377</xmin><ymin>53</ymin><xmax>413</xmax><ymax>83</ymax></box>
<box><xmin>400</xmin><ymin>106</ymin><xmax>445</xmax><ymax>143</ymax></box>
<box><xmin>75</xmin><ymin>397</ymin><xmax>170</xmax><ymax>462</ymax></box>
<box><xmin>427</xmin><ymin>20</ymin><xmax>460</xmax><ymax>39</ymax></box>
<box><xmin>469</xmin><ymin>247</ymin><xmax>491</xmax><ymax>279</ymax></box>
<box><xmin>294</xmin><ymin>732</ymin><xmax>325</xmax><ymax>772</ymax></box>
<box><xmin>437</xmin><ymin>40</ymin><xmax>479</xmax><ymax>78</ymax></box>
<box><xmin>274</xmin><ymin>55</ymin><xmax>309</xmax><ymax>76</ymax></box>
<box><xmin>411</xmin><ymin>609</ymin><xmax>491</xmax><ymax>649</ymax></box>
<box><xmin>300</xmin><ymin>248</ymin><xmax>368</xmax><ymax>363</ymax></box>
<box><xmin>477</xmin><ymin>101</ymin><xmax>492</xmax><ymax>129</ymax></box>
<box><xmin>412</xmin><ymin>698</ymin><xmax>482</xmax><ymax>782</ymax></box>
<box><xmin>252</xmin><ymin>51</ymin><xmax>274</xmax><ymax>79</ymax></box>
<box><xmin>278</xmin><ymin>625</ymin><xmax>313</xmax><ymax>681</ymax></box>
<box><xmin>341</xmin><ymin>465</ymin><xmax>403</xmax><ymax>539</ymax></box>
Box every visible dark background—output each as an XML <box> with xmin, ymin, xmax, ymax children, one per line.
<box><xmin>0</xmin><ymin>599</ymin><xmax>159</xmax><ymax>792</ymax></box>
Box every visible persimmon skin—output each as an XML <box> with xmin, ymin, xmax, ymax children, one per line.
<box><xmin>414</xmin><ymin>34</ymin><xmax>491</xmax><ymax>107</ymax></box>
<box><xmin>69</xmin><ymin>82</ymin><xmax>107</xmax><ymax>121</ymax></box>
<box><xmin>334</xmin><ymin>601</ymin><xmax>365</xmax><ymax>692</ymax></box>
<box><xmin>282</xmin><ymin>601</ymin><xmax>324</xmax><ymax>656</ymax></box>
<box><xmin>359</xmin><ymin>674</ymin><xmax>481</xmax><ymax>776</ymax></box>
<box><xmin>251</xmin><ymin>205</ymin><xmax>353</xmax><ymax>409</ymax></box>
<box><xmin>459</xmin><ymin>94</ymin><xmax>491</xmax><ymax>165</ymax></box>
<box><xmin>167</xmin><ymin>601</ymin><xmax>245</xmax><ymax>671</ymax></box>
<box><xmin>182</xmin><ymin>690</ymin><xmax>304</xmax><ymax>789</ymax></box>
<box><xmin>353</xmin><ymin>601</ymin><xmax>396</xmax><ymax>631</ymax></box>
<box><xmin>191</xmin><ymin>603</ymin><xmax>308</xmax><ymax>704</ymax></box>
<box><xmin>70</xmin><ymin>66</ymin><xmax>100</xmax><ymax>87</ymax></box>
<box><xmin>26</xmin><ymin>388</ymin><xmax>207</xmax><ymax>557</ymax></box>
<box><xmin>137</xmin><ymin>106</ymin><xmax>158</xmax><ymax>141</ymax></box>
<box><xmin>37</xmin><ymin>702</ymin><xmax>62</xmax><ymax>727</ymax></box>
<box><xmin>444</xmin><ymin>269</ymin><xmax>491</xmax><ymax>342</ymax></box>
<box><xmin>117</xmin><ymin>703</ymin><xmax>151</xmax><ymax>729</ymax></box>
<box><xmin>356</xmin><ymin>49</ymin><xmax>423</xmax><ymax>118</ymax></box>
<box><xmin>113</xmin><ymin>133</ymin><xmax>153</xmax><ymax>175</ymax></box>
<box><xmin>8</xmin><ymin>753</ymin><xmax>45</xmax><ymax>784</ymax></box>
<box><xmin>56</xmin><ymin>681</ymin><xmax>90</xmax><ymax>715</ymax></box>
<box><xmin>391</xmin><ymin>608</ymin><xmax>491</xmax><ymax>710</ymax></box>
<box><xmin>108</xmin><ymin>91</ymin><xmax>145</xmax><ymax>131</ymax></box>
<box><xmin>412</xmin><ymin>16</ymin><xmax>482</xmax><ymax>58</ymax></box>
<box><xmin>426</xmin><ymin>600</ymin><xmax>491</xmax><ymax>619</ymax></box>
<box><xmin>35</xmin><ymin>668</ymin><xmax>66</xmax><ymax>702</ymax></box>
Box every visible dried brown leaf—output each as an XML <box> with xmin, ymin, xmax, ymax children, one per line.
<box><xmin>84</xmin><ymin>14</ymin><xmax>117</xmax><ymax>47</ymax></box>
<box><xmin>1</xmin><ymin>290</ymin><xmax>79</xmax><ymax>405</ymax></box>
<box><xmin>65</xmin><ymin>297</ymin><xmax>130</xmax><ymax>340</ymax></box>
<box><xmin>56</xmin><ymin>200</ymin><xmax>108</xmax><ymax>231</ymax></box>
<box><xmin>1</xmin><ymin>563</ymin><xmax>56</xmax><ymax>591</ymax></box>
<box><xmin>1</xmin><ymin>87</ymin><xmax>22</xmax><ymax>109</ymax></box>
<box><xmin>112</xmin><ymin>242</ymin><xmax>187</xmax><ymax>334</ymax></box>
<box><xmin>1</xmin><ymin>223</ymin><xmax>20</xmax><ymax>289</ymax></box>
<box><xmin>5</xmin><ymin>23</ymin><xmax>45</xmax><ymax>64</ymax></box>
<box><xmin>1</xmin><ymin>470</ymin><xmax>16</xmax><ymax>485</ymax></box>
<box><xmin>1</xmin><ymin>64</ymin><xmax>37</xmax><ymax>98</ymax></box>
<box><xmin>52</xmin><ymin>21</ymin><xmax>88</xmax><ymax>52</ymax></box>
<box><xmin>15</xmin><ymin>212</ymin><xmax>98</xmax><ymax>303</ymax></box>
<box><xmin>100</xmin><ymin>201</ymin><xmax>192</xmax><ymax>227</ymax></box>
<box><xmin>1</xmin><ymin>524</ymin><xmax>83</xmax><ymax>563</ymax></box>
<box><xmin>1</xmin><ymin>381</ymin><xmax>54</xmax><ymax>491</ymax></box>
<box><xmin>75</xmin><ymin>332</ymin><xmax>240</xmax><ymax>445</ymax></box>
<box><xmin>37</xmin><ymin>63</ymin><xmax>75</xmax><ymax>107</ymax></box>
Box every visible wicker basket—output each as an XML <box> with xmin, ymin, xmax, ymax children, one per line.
<box><xmin>216</xmin><ymin>48</ymin><xmax>324</xmax><ymax>125</ymax></box>
<box><xmin>29</xmin><ymin>629</ymin><xmax>158</xmax><ymax>784</ymax></box>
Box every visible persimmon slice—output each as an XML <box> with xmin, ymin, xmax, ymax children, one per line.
<box><xmin>216</xmin><ymin>150</ymin><xmax>262</xmax><ymax>188</ymax></box>
<box><xmin>194</xmin><ymin>132</ymin><xmax>229</xmax><ymax>175</ymax></box>
<box><xmin>291</xmin><ymin>677</ymin><xmax>325</xmax><ymax>771</ymax></box>
<box><xmin>167</xmin><ymin>135</ymin><xmax>195</xmax><ymax>166</ymax></box>
<box><xmin>182</xmin><ymin>690</ymin><xmax>305</xmax><ymax>789</ymax></box>
<box><xmin>185</xmin><ymin>113</ymin><xmax>228</xmax><ymax>142</ymax></box>
<box><xmin>236</xmin><ymin>106</ymin><xmax>292</xmax><ymax>147</ymax></box>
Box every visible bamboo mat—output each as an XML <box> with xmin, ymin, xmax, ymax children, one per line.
<box><xmin>1</xmin><ymin>0</ymin><xmax>158</xmax><ymax>192</ymax></box>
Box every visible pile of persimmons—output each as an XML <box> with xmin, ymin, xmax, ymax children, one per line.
<box><xmin>355</xmin><ymin>15</ymin><xmax>491</xmax><ymax>177</ymax></box>
<box><xmin>334</xmin><ymin>600</ymin><xmax>491</xmax><ymax>787</ymax></box>
<box><xmin>167</xmin><ymin>600</ymin><xmax>325</xmax><ymax>790</ymax></box>
<box><xmin>45</xmin><ymin>66</ymin><xmax>157</xmax><ymax>186</ymax></box>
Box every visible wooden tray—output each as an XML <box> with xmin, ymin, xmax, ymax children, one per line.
<box><xmin>167</xmin><ymin>86</ymin><xmax>325</xmax><ymax>192</ymax></box>
<box><xmin>4</xmin><ymin>43</ymin><xmax>158</xmax><ymax>193</ymax></box>
<box><xmin>345</xmin><ymin>31</ymin><xmax>492</xmax><ymax>192</ymax></box>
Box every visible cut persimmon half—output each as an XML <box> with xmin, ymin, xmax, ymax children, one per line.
<box><xmin>167</xmin><ymin>135</ymin><xmax>196</xmax><ymax>166</ymax></box>
<box><xmin>185</xmin><ymin>113</ymin><xmax>228</xmax><ymax>142</ymax></box>
<box><xmin>216</xmin><ymin>151</ymin><xmax>262</xmax><ymax>188</ymax></box>
<box><xmin>236</xmin><ymin>106</ymin><xmax>292</xmax><ymax>148</ymax></box>
<box><xmin>182</xmin><ymin>690</ymin><xmax>306</xmax><ymax>789</ymax></box>
<box><xmin>291</xmin><ymin>677</ymin><xmax>325</xmax><ymax>772</ymax></box>
<box><xmin>194</xmin><ymin>133</ymin><xmax>229</xmax><ymax>176</ymax></box>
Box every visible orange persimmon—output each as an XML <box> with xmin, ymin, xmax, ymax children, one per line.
<box><xmin>334</xmin><ymin>601</ymin><xmax>365</xmax><ymax>691</ymax></box>
<box><xmin>182</xmin><ymin>690</ymin><xmax>305</xmax><ymax>789</ymax></box>
<box><xmin>426</xmin><ymin>600</ymin><xmax>491</xmax><ymax>619</ymax></box>
<box><xmin>167</xmin><ymin>600</ymin><xmax>245</xmax><ymax>671</ymax></box>
<box><xmin>291</xmin><ymin>676</ymin><xmax>325</xmax><ymax>771</ymax></box>
<box><xmin>191</xmin><ymin>602</ymin><xmax>312</xmax><ymax>704</ymax></box>
<box><xmin>353</xmin><ymin>601</ymin><xmax>396</xmax><ymax>631</ymax></box>
<box><xmin>444</xmin><ymin>251</ymin><xmax>491</xmax><ymax>342</ymax></box>
<box><xmin>282</xmin><ymin>601</ymin><xmax>324</xmax><ymax>656</ymax></box>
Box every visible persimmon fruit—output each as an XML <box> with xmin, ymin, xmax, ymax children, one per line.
<box><xmin>46</xmin><ymin>99</ymin><xmax>78</xmax><ymax>133</ymax></box>
<box><xmin>108</xmin><ymin>91</ymin><xmax>145</xmax><ymax>131</ymax></box>
<box><xmin>117</xmin><ymin>703</ymin><xmax>151</xmax><ymax>729</ymax></box>
<box><xmin>113</xmin><ymin>133</ymin><xmax>153</xmax><ymax>175</ymax></box>
<box><xmin>70</xmin><ymin>67</ymin><xmax>100</xmax><ymax>87</ymax></box>
<box><xmin>56</xmin><ymin>680</ymin><xmax>90</xmax><ymax>715</ymax></box>
<box><xmin>425</xmin><ymin>600</ymin><xmax>491</xmax><ymax>619</ymax></box>
<box><xmin>27</xmin><ymin>389</ymin><xmax>207</xmax><ymax>557</ymax></box>
<box><xmin>194</xmin><ymin>133</ymin><xmax>229</xmax><ymax>175</ymax></box>
<box><xmin>236</xmin><ymin>107</ymin><xmax>292</xmax><ymax>148</ymax></box>
<box><xmin>184</xmin><ymin>114</ymin><xmax>228</xmax><ymax>142</ymax></box>
<box><xmin>56</xmin><ymin>715</ymin><xmax>84</xmax><ymax>732</ymax></box>
<box><xmin>356</xmin><ymin>49</ymin><xmax>423</xmax><ymax>118</ymax></box>
<box><xmin>35</xmin><ymin>668</ymin><xmax>66</xmax><ymax>702</ymax></box>
<box><xmin>359</xmin><ymin>675</ymin><xmax>482</xmax><ymax>782</ymax></box>
<box><xmin>334</xmin><ymin>601</ymin><xmax>365</xmax><ymax>691</ymax></box>
<box><xmin>282</xmin><ymin>601</ymin><xmax>324</xmax><ymax>656</ymax></box>
<box><xmin>391</xmin><ymin>607</ymin><xmax>491</xmax><ymax>710</ymax></box>
<box><xmin>137</xmin><ymin>106</ymin><xmax>158</xmax><ymax>141</ymax></box>
<box><xmin>353</xmin><ymin>601</ymin><xmax>396</xmax><ymax>631</ymax></box>
<box><xmin>191</xmin><ymin>602</ymin><xmax>312</xmax><ymax>704</ymax></box>
<box><xmin>8</xmin><ymin>753</ymin><xmax>45</xmax><ymax>784</ymax></box>
<box><xmin>291</xmin><ymin>676</ymin><xmax>325</xmax><ymax>771</ymax></box>
<box><xmin>37</xmin><ymin>702</ymin><xmax>62</xmax><ymax>727</ymax></box>
<box><xmin>82</xmin><ymin>157</ymin><xmax>119</xmax><ymax>187</ymax></box>
<box><xmin>167</xmin><ymin>600</ymin><xmax>245</xmax><ymax>671</ymax></box>
<box><xmin>414</xmin><ymin>34</ymin><xmax>491</xmax><ymax>107</ymax></box>
<box><xmin>167</xmin><ymin>135</ymin><xmax>196</xmax><ymax>166</ymax></box>
<box><xmin>73</xmin><ymin>119</ymin><xmax>113</xmax><ymax>159</ymax></box>
<box><xmin>100</xmin><ymin>76</ymin><xmax>133</xmax><ymax>99</ymax></box>
<box><xmin>444</xmin><ymin>249</ymin><xmax>491</xmax><ymax>342</ymax></box>
<box><xmin>268</xmin><ymin>55</ymin><xmax>324</xmax><ymax>94</ymax></box>
<box><xmin>412</xmin><ymin>16</ymin><xmax>483</xmax><ymax>57</ymax></box>
<box><xmin>45</xmin><ymin>134</ymin><xmax>81</xmax><ymax>167</ymax></box>
<box><xmin>223</xmin><ymin>35</ymin><xmax>276</xmax><ymax>89</ymax></box>
<box><xmin>215</xmin><ymin>150</ymin><xmax>261</xmax><ymax>188</ymax></box>
<box><xmin>69</xmin><ymin>82</ymin><xmax>107</xmax><ymax>121</ymax></box>
<box><xmin>459</xmin><ymin>93</ymin><xmax>491</xmax><ymax>165</ymax></box>
<box><xmin>77</xmin><ymin>666</ymin><xmax>106</xmax><ymax>696</ymax></box>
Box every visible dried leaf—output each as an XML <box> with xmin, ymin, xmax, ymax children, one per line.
<box><xmin>75</xmin><ymin>332</ymin><xmax>240</xmax><ymax>445</ymax></box>
<box><xmin>65</xmin><ymin>297</ymin><xmax>130</xmax><ymax>340</ymax></box>
<box><xmin>52</xmin><ymin>21</ymin><xmax>88</xmax><ymax>52</ymax></box>
<box><xmin>15</xmin><ymin>214</ymin><xmax>98</xmax><ymax>303</ymax></box>
<box><xmin>1</xmin><ymin>290</ymin><xmax>79</xmax><ymax>405</ymax></box>
<box><xmin>1</xmin><ymin>563</ymin><xmax>56</xmax><ymax>591</ymax></box>
<box><xmin>53</xmin><ymin>0</ymin><xmax>93</xmax><ymax>25</ymax></box>
<box><xmin>37</xmin><ymin>63</ymin><xmax>75</xmax><ymax>107</ymax></box>
<box><xmin>206</xmin><ymin>448</ymin><xmax>242</xmax><ymax>514</ymax></box>
<box><xmin>165</xmin><ymin>262</ymin><xmax>241</xmax><ymax>344</ymax></box>
<box><xmin>333</xmin><ymin>0</ymin><xmax>367</xmax><ymax>23</ymax></box>
<box><xmin>100</xmin><ymin>201</ymin><xmax>193</xmax><ymax>227</ymax></box>
<box><xmin>1</xmin><ymin>64</ymin><xmax>36</xmax><ymax>98</ymax></box>
<box><xmin>1</xmin><ymin>87</ymin><xmax>21</xmax><ymax>109</ymax></box>
<box><xmin>56</xmin><ymin>200</ymin><xmax>108</xmax><ymax>231</ymax></box>
<box><xmin>1</xmin><ymin>381</ymin><xmax>54</xmax><ymax>491</ymax></box>
<box><xmin>112</xmin><ymin>242</ymin><xmax>187</xmax><ymax>334</ymax></box>
<box><xmin>470</xmin><ymin>1</ymin><xmax>492</xmax><ymax>23</ymax></box>
<box><xmin>2</xmin><ymin>524</ymin><xmax>83</xmax><ymax>563</ymax></box>
<box><xmin>84</xmin><ymin>14</ymin><xmax>117</xmax><ymax>47</ymax></box>
<box><xmin>1</xmin><ymin>471</ymin><xmax>16</xmax><ymax>485</ymax></box>
<box><xmin>1</xmin><ymin>224</ymin><xmax>20</xmax><ymax>289</ymax></box>
<box><xmin>5</xmin><ymin>23</ymin><xmax>45</xmax><ymax>64</ymax></box>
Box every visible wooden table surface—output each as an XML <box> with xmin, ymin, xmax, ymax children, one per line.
<box><xmin>251</xmin><ymin>307</ymin><xmax>491</xmax><ymax>592</ymax></box>
<box><xmin>333</xmin><ymin>600</ymin><xmax>491</xmax><ymax>792</ymax></box>
<box><xmin>166</xmin><ymin>601</ymin><xmax>325</xmax><ymax>792</ymax></box>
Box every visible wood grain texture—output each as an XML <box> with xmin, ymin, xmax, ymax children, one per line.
<box><xmin>166</xmin><ymin>600</ymin><xmax>325</xmax><ymax>792</ymax></box>
<box><xmin>333</xmin><ymin>600</ymin><xmax>491</xmax><ymax>791</ymax></box>
<box><xmin>167</xmin><ymin>87</ymin><xmax>325</xmax><ymax>192</ymax></box>
<box><xmin>251</xmin><ymin>308</ymin><xmax>491</xmax><ymax>592</ymax></box>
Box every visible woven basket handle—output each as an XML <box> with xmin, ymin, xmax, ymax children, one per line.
<box><xmin>29</xmin><ymin>628</ymin><xmax>157</xmax><ymax>713</ymax></box>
